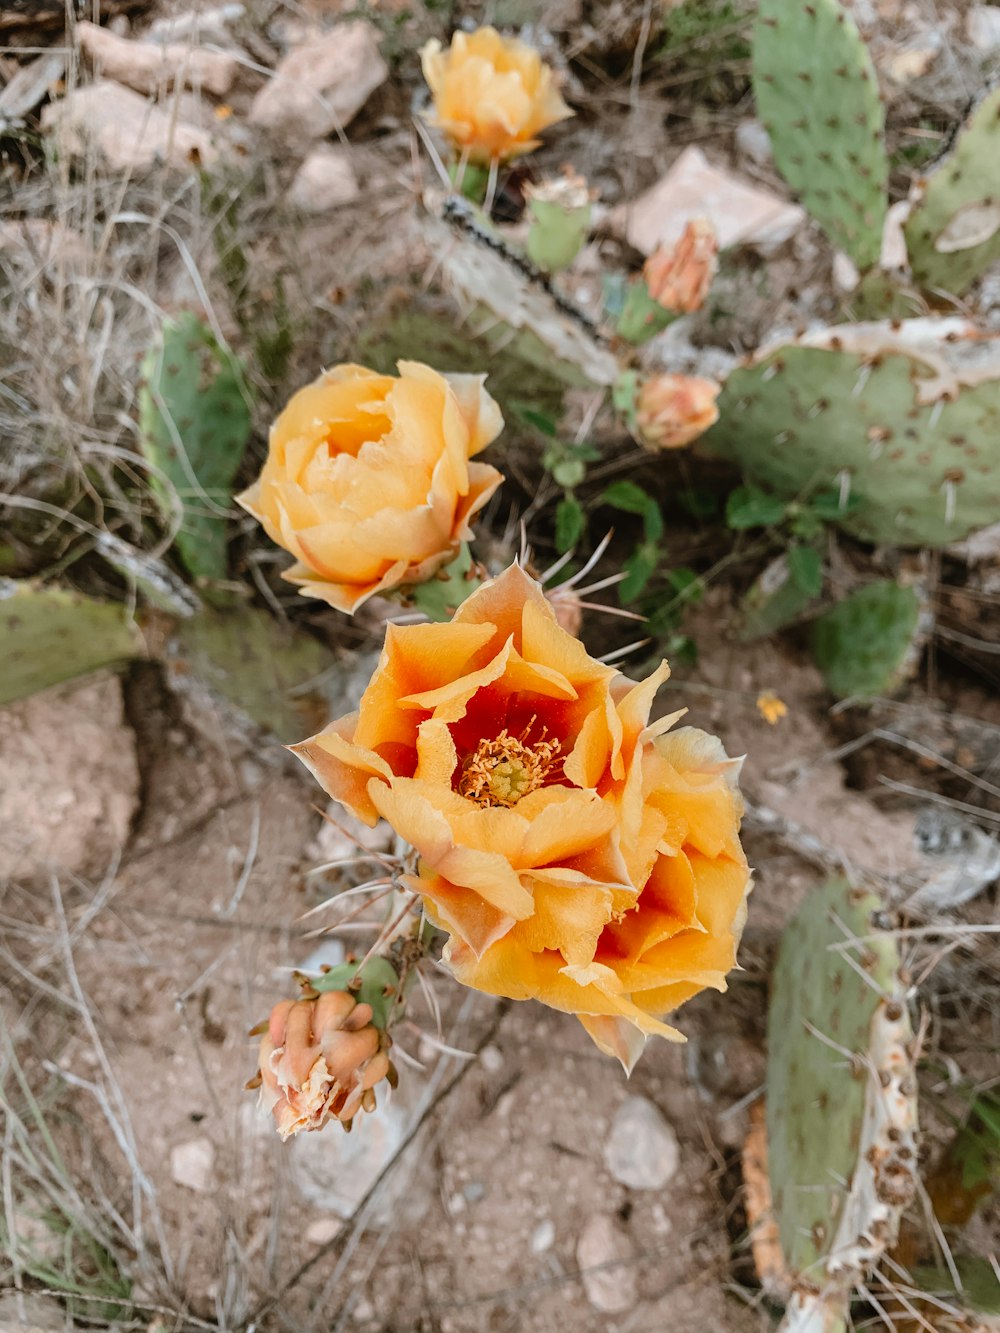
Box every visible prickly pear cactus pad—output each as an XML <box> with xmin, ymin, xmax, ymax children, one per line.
<box><xmin>753</xmin><ymin>0</ymin><xmax>887</xmax><ymax>270</ymax></box>
<box><xmin>904</xmin><ymin>87</ymin><xmax>1000</xmax><ymax>299</ymax></box>
<box><xmin>0</xmin><ymin>580</ymin><xmax>145</xmax><ymax>705</ymax></box>
<box><xmin>704</xmin><ymin>319</ymin><xmax>1000</xmax><ymax>547</ymax></box>
<box><xmin>812</xmin><ymin>580</ymin><xmax>925</xmax><ymax>699</ymax></box>
<box><xmin>138</xmin><ymin>312</ymin><xmax>252</xmax><ymax>582</ymax></box>
<box><xmin>767</xmin><ymin>878</ymin><xmax>918</xmax><ymax>1324</ymax></box>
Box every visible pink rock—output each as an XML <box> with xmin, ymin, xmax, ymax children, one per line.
<box><xmin>249</xmin><ymin>21</ymin><xmax>388</xmax><ymax>139</ymax></box>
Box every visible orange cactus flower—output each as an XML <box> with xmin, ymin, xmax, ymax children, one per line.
<box><xmin>291</xmin><ymin>564</ymin><xmax>750</xmax><ymax>1070</ymax></box>
<box><xmin>256</xmin><ymin>990</ymin><xmax>391</xmax><ymax>1138</ymax></box>
<box><xmin>635</xmin><ymin>374</ymin><xmax>721</xmax><ymax>451</ymax></box>
<box><xmin>643</xmin><ymin>218</ymin><xmax>718</xmax><ymax>315</ymax></box>
<box><xmin>237</xmin><ymin>361</ymin><xmax>503</xmax><ymax>613</ymax></box>
<box><xmin>421</xmin><ymin>26</ymin><xmax>573</xmax><ymax>164</ymax></box>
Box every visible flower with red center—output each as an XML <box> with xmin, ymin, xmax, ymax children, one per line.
<box><xmin>291</xmin><ymin>565</ymin><xmax>750</xmax><ymax>1068</ymax></box>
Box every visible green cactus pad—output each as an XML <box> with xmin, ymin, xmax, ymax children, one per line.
<box><xmin>409</xmin><ymin>544</ymin><xmax>481</xmax><ymax>622</ymax></box>
<box><xmin>0</xmin><ymin>580</ymin><xmax>144</xmax><ymax>705</ymax></box>
<box><xmin>904</xmin><ymin>87</ymin><xmax>1000</xmax><ymax>299</ymax></box>
<box><xmin>740</xmin><ymin>551</ymin><xmax>819</xmax><ymax>641</ymax></box>
<box><xmin>311</xmin><ymin>957</ymin><xmax>401</xmax><ymax>1031</ymax></box>
<box><xmin>812</xmin><ymin>580</ymin><xmax>924</xmax><ymax>699</ymax></box>
<box><xmin>138</xmin><ymin>312</ymin><xmax>252</xmax><ymax>583</ymax></box>
<box><xmin>166</xmin><ymin>604</ymin><xmax>343</xmax><ymax>740</ymax></box>
<box><xmin>753</xmin><ymin>0</ymin><xmax>887</xmax><ymax>269</ymax></box>
<box><xmin>767</xmin><ymin>878</ymin><xmax>901</xmax><ymax>1282</ymax></box>
<box><xmin>703</xmin><ymin>320</ymin><xmax>1000</xmax><ymax>547</ymax></box>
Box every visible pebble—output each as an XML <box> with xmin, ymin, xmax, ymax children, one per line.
<box><xmin>289</xmin><ymin>146</ymin><xmax>360</xmax><ymax>214</ymax></box>
<box><xmin>77</xmin><ymin>21</ymin><xmax>238</xmax><ymax>97</ymax></box>
<box><xmin>41</xmin><ymin>81</ymin><xmax>217</xmax><ymax>172</ymax></box>
<box><xmin>169</xmin><ymin>1136</ymin><xmax>215</xmax><ymax>1193</ymax></box>
<box><xmin>734</xmin><ymin>118</ymin><xmax>773</xmax><ymax>167</ymax></box>
<box><xmin>479</xmin><ymin>1044</ymin><xmax>504</xmax><ymax>1074</ymax></box>
<box><xmin>250</xmin><ymin>21</ymin><xmax>388</xmax><ymax>139</ymax></box>
<box><xmin>968</xmin><ymin>4</ymin><xmax>1000</xmax><ymax>51</ymax></box>
<box><xmin>603</xmin><ymin>1095</ymin><xmax>680</xmax><ymax>1190</ymax></box>
<box><xmin>576</xmin><ymin>1213</ymin><xmax>636</xmax><ymax>1313</ymax></box>
<box><xmin>531</xmin><ymin>1218</ymin><xmax>555</xmax><ymax>1254</ymax></box>
<box><xmin>304</xmin><ymin>1215</ymin><xmax>343</xmax><ymax>1245</ymax></box>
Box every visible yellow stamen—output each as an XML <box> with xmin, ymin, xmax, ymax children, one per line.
<box><xmin>457</xmin><ymin>719</ymin><xmax>562</xmax><ymax>808</ymax></box>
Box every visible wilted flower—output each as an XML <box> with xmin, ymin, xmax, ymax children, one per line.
<box><xmin>237</xmin><ymin>361</ymin><xmax>503</xmax><ymax>613</ymax></box>
<box><xmin>643</xmin><ymin>219</ymin><xmax>718</xmax><ymax>315</ymax></box>
<box><xmin>254</xmin><ymin>990</ymin><xmax>391</xmax><ymax>1138</ymax></box>
<box><xmin>421</xmin><ymin>26</ymin><xmax>572</xmax><ymax>164</ymax></box>
<box><xmin>292</xmin><ymin>565</ymin><xmax>750</xmax><ymax>1070</ymax></box>
<box><xmin>756</xmin><ymin>692</ymin><xmax>788</xmax><ymax>725</ymax></box>
<box><xmin>636</xmin><ymin>374</ymin><xmax>721</xmax><ymax>450</ymax></box>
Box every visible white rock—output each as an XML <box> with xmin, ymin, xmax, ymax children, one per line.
<box><xmin>148</xmin><ymin>3</ymin><xmax>246</xmax><ymax>45</ymax></box>
<box><xmin>734</xmin><ymin>118</ymin><xmax>773</xmax><ymax>167</ymax></box>
<box><xmin>479</xmin><ymin>1044</ymin><xmax>504</xmax><ymax>1074</ymax></box>
<box><xmin>289</xmin><ymin>145</ymin><xmax>360</xmax><ymax>213</ymax></box>
<box><xmin>576</xmin><ymin>1214</ymin><xmax>636</xmax><ymax>1313</ymax></box>
<box><xmin>170</xmin><ymin>1136</ymin><xmax>215</xmax><ymax>1192</ymax></box>
<box><xmin>603</xmin><ymin>1095</ymin><xmax>680</xmax><ymax>1190</ymax></box>
<box><xmin>0</xmin><ymin>673</ymin><xmax>139</xmax><ymax>880</ymax></box>
<box><xmin>620</xmin><ymin>146</ymin><xmax>805</xmax><ymax>256</ymax></box>
<box><xmin>531</xmin><ymin>1218</ymin><xmax>555</xmax><ymax>1253</ymax></box>
<box><xmin>41</xmin><ymin>80</ymin><xmax>218</xmax><ymax>172</ymax></box>
<box><xmin>0</xmin><ymin>51</ymin><xmax>66</xmax><ymax>123</ymax></box>
<box><xmin>77</xmin><ymin>21</ymin><xmax>238</xmax><ymax>97</ymax></box>
<box><xmin>250</xmin><ymin>20</ymin><xmax>388</xmax><ymax>139</ymax></box>
<box><xmin>304</xmin><ymin>1215</ymin><xmax>343</xmax><ymax>1244</ymax></box>
<box><xmin>968</xmin><ymin>4</ymin><xmax>1000</xmax><ymax>51</ymax></box>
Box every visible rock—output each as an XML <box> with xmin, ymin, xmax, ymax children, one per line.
<box><xmin>576</xmin><ymin>1213</ymin><xmax>636</xmax><ymax>1313</ymax></box>
<box><xmin>531</xmin><ymin>1218</ymin><xmax>555</xmax><ymax>1253</ymax></box>
<box><xmin>0</xmin><ymin>51</ymin><xmax>65</xmax><ymax>123</ymax></box>
<box><xmin>289</xmin><ymin>145</ymin><xmax>360</xmax><ymax>213</ymax></box>
<box><xmin>881</xmin><ymin>199</ymin><xmax>910</xmax><ymax>269</ymax></box>
<box><xmin>41</xmin><ymin>80</ymin><xmax>218</xmax><ymax>171</ymax></box>
<box><xmin>968</xmin><ymin>4</ymin><xmax>1000</xmax><ymax>52</ymax></box>
<box><xmin>148</xmin><ymin>3</ymin><xmax>246</xmax><ymax>44</ymax></box>
<box><xmin>304</xmin><ymin>1215</ymin><xmax>343</xmax><ymax>1245</ymax></box>
<box><xmin>620</xmin><ymin>146</ymin><xmax>805</xmax><ymax>256</ymax></box>
<box><xmin>0</xmin><ymin>1291</ymin><xmax>67</xmax><ymax>1332</ymax></box>
<box><xmin>881</xmin><ymin>35</ymin><xmax>941</xmax><ymax>84</ymax></box>
<box><xmin>479</xmin><ymin>1044</ymin><xmax>503</xmax><ymax>1074</ymax></box>
<box><xmin>603</xmin><ymin>1095</ymin><xmax>680</xmax><ymax>1190</ymax></box>
<box><xmin>0</xmin><ymin>218</ymin><xmax>90</xmax><ymax>270</ymax></box>
<box><xmin>0</xmin><ymin>672</ymin><xmax>139</xmax><ymax>881</ymax></box>
<box><xmin>734</xmin><ymin>118</ymin><xmax>773</xmax><ymax>167</ymax></box>
<box><xmin>169</xmin><ymin>1136</ymin><xmax>215</xmax><ymax>1192</ymax></box>
<box><xmin>77</xmin><ymin>21</ymin><xmax>237</xmax><ymax>97</ymax></box>
<box><xmin>249</xmin><ymin>20</ymin><xmax>388</xmax><ymax>139</ymax></box>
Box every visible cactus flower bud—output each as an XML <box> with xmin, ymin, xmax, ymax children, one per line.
<box><xmin>524</xmin><ymin>171</ymin><xmax>593</xmax><ymax>272</ymax></box>
<box><xmin>254</xmin><ymin>990</ymin><xmax>391</xmax><ymax>1138</ymax></box>
<box><xmin>643</xmin><ymin>218</ymin><xmax>718</xmax><ymax>315</ymax></box>
<box><xmin>636</xmin><ymin>374</ymin><xmax>721</xmax><ymax>450</ymax></box>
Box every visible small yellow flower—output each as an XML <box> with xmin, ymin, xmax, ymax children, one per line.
<box><xmin>756</xmin><ymin>692</ymin><xmax>788</xmax><ymax>725</ymax></box>
<box><xmin>421</xmin><ymin>26</ymin><xmax>573</xmax><ymax>164</ymax></box>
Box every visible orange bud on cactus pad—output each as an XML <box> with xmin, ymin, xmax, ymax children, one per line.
<box><xmin>636</xmin><ymin>374</ymin><xmax>721</xmax><ymax>451</ymax></box>
<box><xmin>256</xmin><ymin>990</ymin><xmax>391</xmax><ymax>1138</ymax></box>
<box><xmin>291</xmin><ymin>564</ymin><xmax>751</xmax><ymax>1073</ymax></box>
<box><xmin>643</xmin><ymin>218</ymin><xmax>718</xmax><ymax>316</ymax></box>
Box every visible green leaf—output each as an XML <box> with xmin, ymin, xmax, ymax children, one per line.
<box><xmin>410</xmin><ymin>545</ymin><xmax>479</xmax><ymax>622</ymax></box>
<box><xmin>555</xmin><ymin>496</ymin><xmax>586</xmax><ymax>553</ymax></box>
<box><xmin>726</xmin><ymin>485</ymin><xmax>789</xmax><ymax>530</ymax></box>
<box><xmin>552</xmin><ymin>457</ymin><xmax>586</xmax><ymax>489</ymax></box>
<box><xmin>620</xmin><ymin>542</ymin><xmax>659</xmax><ymax>602</ymax></box>
<box><xmin>678</xmin><ymin>487</ymin><xmax>719</xmax><ymax>520</ymax></box>
<box><xmin>788</xmin><ymin>543</ymin><xmax>824</xmax><ymax>598</ymax></box>
<box><xmin>602</xmin><ymin>480</ymin><xmax>664</xmax><ymax>543</ymax></box>
<box><xmin>517</xmin><ymin>405</ymin><xmax>558</xmax><ymax>437</ymax></box>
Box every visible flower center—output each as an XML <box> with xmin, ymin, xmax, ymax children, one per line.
<box><xmin>457</xmin><ymin>720</ymin><xmax>562</xmax><ymax>809</ymax></box>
